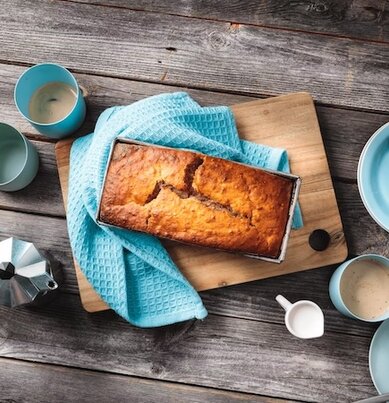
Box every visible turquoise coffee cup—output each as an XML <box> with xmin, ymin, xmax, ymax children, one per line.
<box><xmin>0</xmin><ymin>123</ymin><xmax>39</xmax><ymax>192</ymax></box>
<box><xmin>329</xmin><ymin>254</ymin><xmax>389</xmax><ymax>322</ymax></box>
<box><xmin>14</xmin><ymin>63</ymin><xmax>86</xmax><ymax>139</ymax></box>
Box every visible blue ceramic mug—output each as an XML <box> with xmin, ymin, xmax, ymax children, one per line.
<box><xmin>329</xmin><ymin>254</ymin><xmax>389</xmax><ymax>322</ymax></box>
<box><xmin>14</xmin><ymin>63</ymin><xmax>86</xmax><ymax>139</ymax></box>
<box><xmin>0</xmin><ymin>123</ymin><xmax>39</xmax><ymax>192</ymax></box>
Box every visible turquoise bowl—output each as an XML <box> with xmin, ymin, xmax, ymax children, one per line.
<box><xmin>370</xmin><ymin>319</ymin><xmax>389</xmax><ymax>394</ymax></box>
<box><xmin>14</xmin><ymin>63</ymin><xmax>86</xmax><ymax>139</ymax></box>
<box><xmin>358</xmin><ymin>122</ymin><xmax>389</xmax><ymax>232</ymax></box>
<box><xmin>0</xmin><ymin>123</ymin><xmax>39</xmax><ymax>192</ymax></box>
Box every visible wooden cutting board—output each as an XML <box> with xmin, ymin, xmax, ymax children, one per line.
<box><xmin>55</xmin><ymin>92</ymin><xmax>348</xmax><ymax>313</ymax></box>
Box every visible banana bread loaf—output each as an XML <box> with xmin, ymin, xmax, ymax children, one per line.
<box><xmin>99</xmin><ymin>142</ymin><xmax>295</xmax><ymax>259</ymax></box>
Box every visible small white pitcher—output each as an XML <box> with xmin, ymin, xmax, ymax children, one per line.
<box><xmin>276</xmin><ymin>295</ymin><xmax>324</xmax><ymax>339</ymax></box>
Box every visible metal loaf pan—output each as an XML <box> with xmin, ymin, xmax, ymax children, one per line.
<box><xmin>97</xmin><ymin>138</ymin><xmax>302</xmax><ymax>264</ymax></box>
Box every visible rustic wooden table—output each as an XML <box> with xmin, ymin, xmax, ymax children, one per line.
<box><xmin>0</xmin><ymin>1</ymin><xmax>388</xmax><ymax>402</ymax></box>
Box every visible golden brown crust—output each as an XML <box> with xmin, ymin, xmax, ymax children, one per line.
<box><xmin>99</xmin><ymin>143</ymin><xmax>294</xmax><ymax>258</ymax></box>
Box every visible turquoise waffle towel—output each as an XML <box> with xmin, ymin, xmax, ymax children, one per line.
<box><xmin>67</xmin><ymin>92</ymin><xmax>303</xmax><ymax>327</ymax></box>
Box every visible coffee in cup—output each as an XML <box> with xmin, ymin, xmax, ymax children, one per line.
<box><xmin>329</xmin><ymin>254</ymin><xmax>389</xmax><ymax>322</ymax></box>
<box><xmin>340</xmin><ymin>258</ymin><xmax>389</xmax><ymax>320</ymax></box>
<box><xmin>29</xmin><ymin>81</ymin><xmax>77</xmax><ymax>124</ymax></box>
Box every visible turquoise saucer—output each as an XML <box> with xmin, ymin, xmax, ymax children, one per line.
<box><xmin>370</xmin><ymin>319</ymin><xmax>389</xmax><ymax>393</ymax></box>
<box><xmin>358</xmin><ymin>122</ymin><xmax>389</xmax><ymax>232</ymax></box>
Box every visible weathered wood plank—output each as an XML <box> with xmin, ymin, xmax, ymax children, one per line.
<box><xmin>1</xmin><ymin>1</ymin><xmax>389</xmax><ymax>112</ymax></box>
<box><xmin>0</xmin><ymin>3</ymin><xmax>385</xmax><ymax>402</ymax></box>
<box><xmin>0</xmin><ymin>182</ymin><xmax>386</xmax><ymax>339</ymax></box>
<box><xmin>0</xmin><ymin>62</ymin><xmax>250</xmax><ymax>139</ymax></box>
<box><xmin>0</xmin><ymin>292</ymin><xmax>377</xmax><ymax>402</ymax></box>
<box><xmin>1</xmin><ymin>63</ymin><xmax>387</xmax><ymax>190</ymax></box>
<box><xmin>0</xmin><ymin>63</ymin><xmax>386</xmax><ymax>336</ymax></box>
<box><xmin>2</xmin><ymin>170</ymin><xmax>387</xmax><ymax>265</ymax></box>
<box><xmin>73</xmin><ymin>0</ymin><xmax>389</xmax><ymax>43</ymax></box>
<box><xmin>0</xmin><ymin>358</ymin><xmax>290</xmax><ymax>403</ymax></box>
<box><xmin>318</xmin><ymin>108</ymin><xmax>388</xmax><ymax>181</ymax></box>
<box><xmin>201</xmin><ymin>263</ymin><xmax>379</xmax><ymax>338</ymax></box>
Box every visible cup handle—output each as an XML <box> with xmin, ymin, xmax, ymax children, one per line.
<box><xmin>79</xmin><ymin>85</ymin><xmax>88</xmax><ymax>98</ymax></box>
<box><xmin>276</xmin><ymin>295</ymin><xmax>292</xmax><ymax>311</ymax></box>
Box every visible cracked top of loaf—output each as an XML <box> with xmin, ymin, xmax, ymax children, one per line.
<box><xmin>99</xmin><ymin>142</ymin><xmax>294</xmax><ymax>259</ymax></box>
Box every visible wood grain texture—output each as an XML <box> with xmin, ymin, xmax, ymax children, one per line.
<box><xmin>201</xmin><ymin>263</ymin><xmax>379</xmax><ymax>338</ymax></box>
<box><xmin>55</xmin><ymin>93</ymin><xmax>347</xmax><ymax>312</ymax></box>
<box><xmin>0</xmin><ymin>68</ymin><xmax>386</xmax><ymax>332</ymax></box>
<box><xmin>0</xmin><ymin>292</ymin><xmax>377</xmax><ymax>402</ymax></box>
<box><xmin>0</xmin><ymin>181</ymin><xmax>386</xmax><ymax>286</ymax></box>
<box><xmin>0</xmin><ymin>358</ymin><xmax>289</xmax><ymax>403</ymax></box>
<box><xmin>0</xmin><ymin>1</ymin><xmax>387</xmax><ymax>401</ymax></box>
<box><xmin>1</xmin><ymin>0</ymin><xmax>389</xmax><ymax>112</ymax></box>
<box><xmin>74</xmin><ymin>0</ymin><xmax>389</xmax><ymax>43</ymax></box>
<box><xmin>0</xmin><ymin>201</ymin><xmax>384</xmax><ymax>338</ymax></box>
<box><xmin>1</xmin><ymin>61</ymin><xmax>387</xmax><ymax>184</ymax></box>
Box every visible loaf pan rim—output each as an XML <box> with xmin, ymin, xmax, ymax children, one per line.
<box><xmin>96</xmin><ymin>137</ymin><xmax>302</xmax><ymax>264</ymax></box>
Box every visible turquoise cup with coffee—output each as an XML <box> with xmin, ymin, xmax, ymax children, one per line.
<box><xmin>329</xmin><ymin>254</ymin><xmax>389</xmax><ymax>322</ymax></box>
<box><xmin>14</xmin><ymin>63</ymin><xmax>86</xmax><ymax>139</ymax></box>
<box><xmin>0</xmin><ymin>123</ymin><xmax>39</xmax><ymax>192</ymax></box>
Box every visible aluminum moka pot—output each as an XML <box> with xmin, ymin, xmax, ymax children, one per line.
<box><xmin>0</xmin><ymin>237</ymin><xmax>62</xmax><ymax>307</ymax></box>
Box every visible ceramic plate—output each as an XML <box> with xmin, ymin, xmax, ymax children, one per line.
<box><xmin>369</xmin><ymin>319</ymin><xmax>389</xmax><ymax>393</ymax></box>
<box><xmin>358</xmin><ymin>122</ymin><xmax>389</xmax><ymax>232</ymax></box>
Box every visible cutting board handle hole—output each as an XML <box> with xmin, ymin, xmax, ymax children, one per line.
<box><xmin>309</xmin><ymin>229</ymin><xmax>330</xmax><ymax>251</ymax></box>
